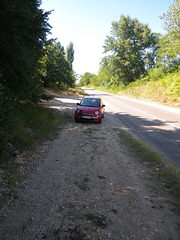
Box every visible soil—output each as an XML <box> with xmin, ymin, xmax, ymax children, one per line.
<box><xmin>0</xmin><ymin>95</ymin><xmax>180</xmax><ymax>240</ymax></box>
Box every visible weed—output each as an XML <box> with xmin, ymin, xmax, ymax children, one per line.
<box><xmin>86</xmin><ymin>213</ymin><xmax>107</xmax><ymax>229</ymax></box>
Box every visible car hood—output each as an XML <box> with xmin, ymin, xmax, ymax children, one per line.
<box><xmin>77</xmin><ymin>106</ymin><xmax>100</xmax><ymax>112</ymax></box>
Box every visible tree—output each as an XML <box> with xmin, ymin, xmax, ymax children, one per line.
<box><xmin>0</xmin><ymin>0</ymin><xmax>51</xmax><ymax>102</ymax></box>
<box><xmin>158</xmin><ymin>0</ymin><xmax>180</xmax><ymax>68</ymax></box>
<box><xmin>79</xmin><ymin>72</ymin><xmax>97</xmax><ymax>86</ymax></box>
<box><xmin>66</xmin><ymin>42</ymin><xmax>75</xmax><ymax>69</ymax></box>
<box><xmin>66</xmin><ymin>42</ymin><xmax>75</xmax><ymax>89</ymax></box>
<box><xmin>43</xmin><ymin>41</ymin><xmax>75</xmax><ymax>89</ymax></box>
<box><xmin>103</xmin><ymin>15</ymin><xmax>157</xmax><ymax>85</ymax></box>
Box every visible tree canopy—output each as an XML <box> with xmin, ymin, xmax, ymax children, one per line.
<box><xmin>103</xmin><ymin>14</ymin><xmax>157</xmax><ymax>85</ymax></box>
<box><xmin>158</xmin><ymin>0</ymin><xmax>180</xmax><ymax>68</ymax></box>
<box><xmin>79</xmin><ymin>72</ymin><xmax>97</xmax><ymax>86</ymax></box>
<box><xmin>42</xmin><ymin>41</ymin><xmax>75</xmax><ymax>89</ymax></box>
<box><xmin>0</xmin><ymin>0</ymin><xmax>51</xmax><ymax>102</ymax></box>
<box><xmin>66</xmin><ymin>42</ymin><xmax>75</xmax><ymax>69</ymax></box>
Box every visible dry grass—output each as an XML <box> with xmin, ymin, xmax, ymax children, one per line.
<box><xmin>120</xmin><ymin>81</ymin><xmax>180</xmax><ymax>108</ymax></box>
<box><xmin>45</xmin><ymin>88</ymin><xmax>87</xmax><ymax>98</ymax></box>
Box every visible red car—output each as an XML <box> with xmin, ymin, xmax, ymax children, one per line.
<box><xmin>75</xmin><ymin>97</ymin><xmax>105</xmax><ymax>123</ymax></box>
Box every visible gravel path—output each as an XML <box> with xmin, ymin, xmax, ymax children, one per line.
<box><xmin>0</xmin><ymin>96</ymin><xmax>180</xmax><ymax>240</ymax></box>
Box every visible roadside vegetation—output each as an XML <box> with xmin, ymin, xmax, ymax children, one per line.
<box><xmin>78</xmin><ymin>0</ymin><xmax>180</xmax><ymax>108</ymax></box>
<box><xmin>0</xmin><ymin>88</ymin><xmax>85</xmax><ymax>164</ymax></box>
<box><xmin>119</xmin><ymin>129</ymin><xmax>180</xmax><ymax>201</ymax></box>
<box><xmin>0</xmin><ymin>100</ymin><xmax>62</xmax><ymax>164</ymax></box>
<box><xmin>0</xmin><ymin>1</ymin><xmax>77</xmax><ymax>164</ymax></box>
<box><xmin>94</xmin><ymin>69</ymin><xmax>180</xmax><ymax>108</ymax></box>
<box><xmin>120</xmin><ymin>70</ymin><xmax>180</xmax><ymax>107</ymax></box>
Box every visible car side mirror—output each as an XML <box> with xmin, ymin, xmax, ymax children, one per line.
<box><xmin>77</xmin><ymin>103</ymin><xmax>80</xmax><ymax>106</ymax></box>
<box><xmin>102</xmin><ymin>104</ymin><xmax>105</xmax><ymax>108</ymax></box>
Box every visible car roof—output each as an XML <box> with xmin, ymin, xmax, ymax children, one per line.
<box><xmin>83</xmin><ymin>96</ymin><xmax>101</xmax><ymax>100</ymax></box>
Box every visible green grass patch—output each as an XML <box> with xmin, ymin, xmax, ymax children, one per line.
<box><xmin>120</xmin><ymin>70</ymin><xmax>180</xmax><ymax>108</ymax></box>
<box><xmin>0</xmin><ymin>103</ymin><xmax>63</xmax><ymax>164</ymax></box>
<box><xmin>119</xmin><ymin>130</ymin><xmax>180</xmax><ymax>201</ymax></box>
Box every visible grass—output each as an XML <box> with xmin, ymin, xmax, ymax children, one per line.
<box><xmin>0</xmin><ymin>103</ymin><xmax>63</xmax><ymax>164</ymax></box>
<box><xmin>120</xmin><ymin>71</ymin><xmax>180</xmax><ymax>108</ymax></box>
<box><xmin>89</xmin><ymin>70</ymin><xmax>180</xmax><ymax>109</ymax></box>
<box><xmin>45</xmin><ymin>87</ymin><xmax>87</xmax><ymax>98</ymax></box>
<box><xmin>119</xmin><ymin>130</ymin><xmax>180</xmax><ymax>201</ymax></box>
<box><xmin>0</xmin><ymin>87</ymin><xmax>87</xmax><ymax>165</ymax></box>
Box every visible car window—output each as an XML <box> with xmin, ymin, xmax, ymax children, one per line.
<box><xmin>80</xmin><ymin>98</ymin><xmax>100</xmax><ymax>107</ymax></box>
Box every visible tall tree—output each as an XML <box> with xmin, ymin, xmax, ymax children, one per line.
<box><xmin>0</xmin><ymin>0</ymin><xmax>51</xmax><ymax>102</ymax></box>
<box><xmin>158</xmin><ymin>0</ymin><xmax>180</xmax><ymax>68</ymax></box>
<box><xmin>66</xmin><ymin>42</ymin><xmax>74</xmax><ymax>69</ymax></box>
<box><xmin>43</xmin><ymin>41</ymin><xmax>75</xmax><ymax>89</ymax></box>
<box><xmin>103</xmin><ymin>15</ymin><xmax>157</xmax><ymax>85</ymax></box>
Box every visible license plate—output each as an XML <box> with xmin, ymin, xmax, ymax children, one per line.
<box><xmin>82</xmin><ymin>116</ymin><xmax>91</xmax><ymax>119</ymax></box>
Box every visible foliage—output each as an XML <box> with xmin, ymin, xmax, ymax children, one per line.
<box><xmin>158</xmin><ymin>0</ymin><xmax>180</xmax><ymax>68</ymax></box>
<box><xmin>103</xmin><ymin>15</ymin><xmax>157</xmax><ymax>85</ymax></box>
<box><xmin>161</xmin><ymin>0</ymin><xmax>180</xmax><ymax>34</ymax></box>
<box><xmin>85</xmin><ymin>2</ymin><xmax>180</xmax><ymax>108</ymax></box>
<box><xmin>119</xmin><ymin>0</ymin><xmax>180</xmax><ymax>106</ymax></box>
<box><xmin>122</xmin><ymin>70</ymin><xmax>180</xmax><ymax>107</ymax></box>
<box><xmin>42</xmin><ymin>41</ymin><xmax>75</xmax><ymax>89</ymax></box>
<box><xmin>0</xmin><ymin>0</ymin><xmax>55</xmax><ymax>162</ymax></box>
<box><xmin>0</xmin><ymin>0</ymin><xmax>77</xmax><ymax>164</ymax></box>
<box><xmin>66</xmin><ymin>42</ymin><xmax>75</xmax><ymax>68</ymax></box>
<box><xmin>79</xmin><ymin>72</ymin><xmax>97</xmax><ymax>86</ymax></box>
<box><xmin>0</xmin><ymin>0</ymin><xmax>51</xmax><ymax>103</ymax></box>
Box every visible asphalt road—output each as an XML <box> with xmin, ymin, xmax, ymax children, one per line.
<box><xmin>83</xmin><ymin>88</ymin><xmax>180</xmax><ymax>168</ymax></box>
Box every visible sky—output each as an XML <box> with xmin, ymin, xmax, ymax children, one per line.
<box><xmin>41</xmin><ymin>0</ymin><xmax>172</xmax><ymax>77</ymax></box>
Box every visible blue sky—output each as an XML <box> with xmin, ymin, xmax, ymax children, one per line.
<box><xmin>41</xmin><ymin>0</ymin><xmax>172</xmax><ymax>77</ymax></box>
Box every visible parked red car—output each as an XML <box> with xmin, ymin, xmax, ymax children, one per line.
<box><xmin>75</xmin><ymin>97</ymin><xmax>105</xmax><ymax>123</ymax></box>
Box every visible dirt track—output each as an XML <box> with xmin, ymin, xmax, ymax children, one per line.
<box><xmin>0</xmin><ymin>95</ymin><xmax>180</xmax><ymax>240</ymax></box>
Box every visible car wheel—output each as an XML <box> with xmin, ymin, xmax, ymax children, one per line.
<box><xmin>98</xmin><ymin>118</ymin><xmax>102</xmax><ymax>124</ymax></box>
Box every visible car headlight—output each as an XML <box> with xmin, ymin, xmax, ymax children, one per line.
<box><xmin>95</xmin><ymin>111</ymin><xmax>99</xmax><ymax>115</ymax></box>
<box><xmin>77</xmin><ymin>109</ymin><xmax>80</xmax><ymax>113</ymax></box>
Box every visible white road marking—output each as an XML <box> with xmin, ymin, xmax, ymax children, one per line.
<box><xmin>107</xmin><ymin>97</ymin><xmax>180</xmax><ymax>130</ymax></box>
<box><xmin>85</xmin><ymin>89</ymin><xmax>180</xmax><ymax>129</ymax></box>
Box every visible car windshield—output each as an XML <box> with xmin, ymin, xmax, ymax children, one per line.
<box><xmin>80</xmin><ymin>98</ymin><xmax>100</xmax><ymax>107</ymax></box>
